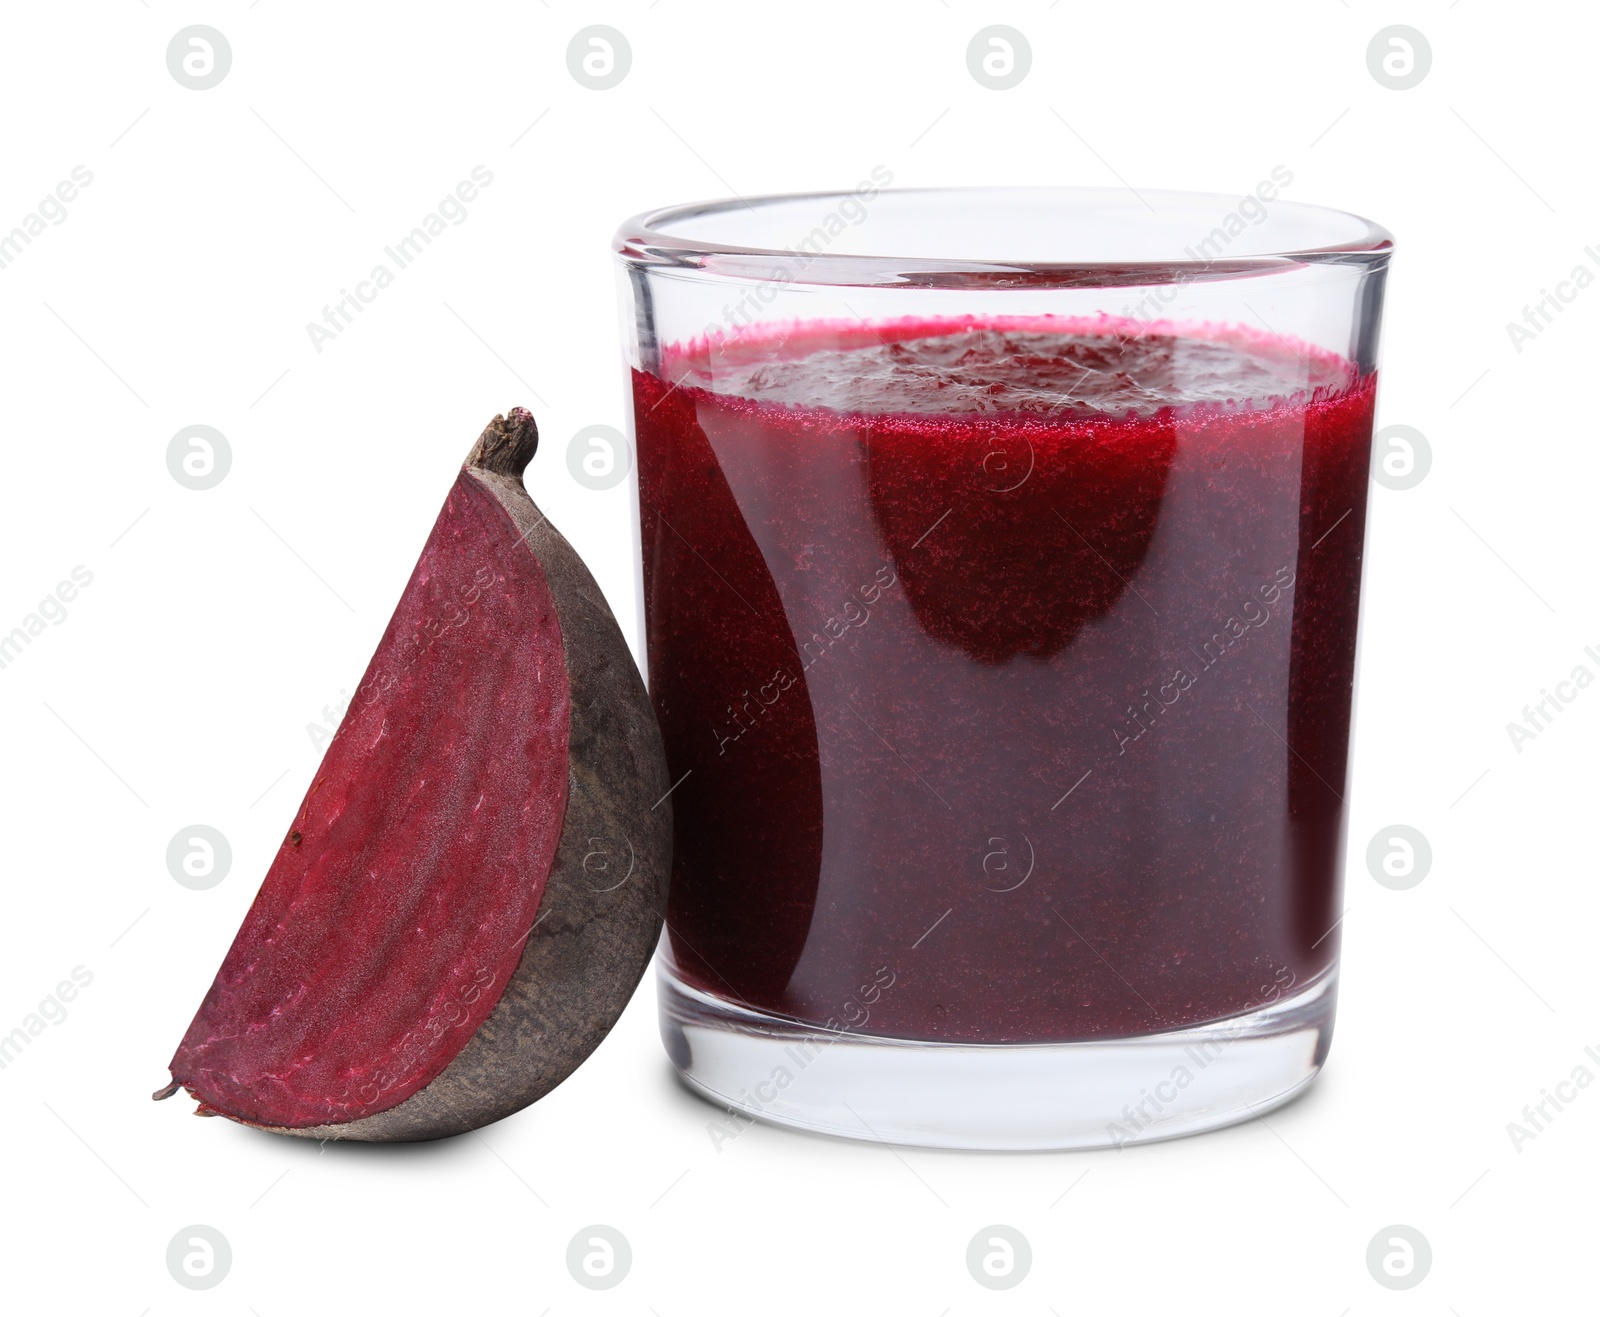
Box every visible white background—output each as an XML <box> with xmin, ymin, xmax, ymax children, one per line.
<box><xmin>0</xmin><ymin>1</ymin><xmax>1592</xmax><ymax>1312</ymax></box>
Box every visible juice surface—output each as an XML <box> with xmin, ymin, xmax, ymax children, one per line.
<box><xmin>634</xmin><ymin>317</ymin><xmax>1373</xmax><ymax>1043</ymax></box>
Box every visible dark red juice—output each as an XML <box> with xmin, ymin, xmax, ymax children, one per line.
<box><xmin>634</xmin><ymin>316</ymin><xmax>1374</xmax><ymax>1043</ymax></box>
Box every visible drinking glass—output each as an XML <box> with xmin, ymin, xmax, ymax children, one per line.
<box><xmin>613</xmin><ymin>186</ymin><xmax>1391</xmax><ymax>1149</ymax></box>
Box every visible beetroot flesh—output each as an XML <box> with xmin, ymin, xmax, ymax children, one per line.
<box><xmin>172</xmin><ymin>475</ymin><xmax>568</xmax><ymax>1128</ymax></box>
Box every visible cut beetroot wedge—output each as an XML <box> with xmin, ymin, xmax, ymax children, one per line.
<box><xmin>158</xmin><ymin>409</ymin><xmax>670</xmax><ymax>1141</ymax></box>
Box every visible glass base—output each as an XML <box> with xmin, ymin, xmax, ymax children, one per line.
<box><xmin>659</xmin><ymin>965</ymin><xmax>1336</xmax><ymax>1151</ymax></box>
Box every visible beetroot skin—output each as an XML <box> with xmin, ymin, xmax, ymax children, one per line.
<box><xmin>157</xmin><ymin>409</ymin><xmax>670</xmax><ymax>1141</ymax></box>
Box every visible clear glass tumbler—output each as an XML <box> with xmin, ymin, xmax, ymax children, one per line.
<box><xmin>613</xmin><ymin>187</ymin><xmax>1391</xmax><ymax>1149</ymax></box>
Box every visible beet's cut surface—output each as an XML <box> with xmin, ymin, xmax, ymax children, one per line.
<box><xmin>158</xmin><ymin>409</ymin><xmax>670</xmax><ymax>1141</ymax></box>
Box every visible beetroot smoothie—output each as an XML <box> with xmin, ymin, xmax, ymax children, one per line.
<box><xmin>634</xmin><ymin>316</ymin><xmax>1373</xmax><ymax>1044</ymax></box>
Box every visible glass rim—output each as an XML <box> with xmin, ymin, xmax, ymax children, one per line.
<box><xmin>614</xmin><ymin>186</ymin><xmax>1394</xmax><ymax>291</ymax></box>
